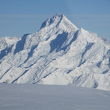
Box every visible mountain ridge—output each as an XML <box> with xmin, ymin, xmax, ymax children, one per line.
<box><xmin>0</xmin><ymin>14</ymin><xmax>110</xmax><ymax>91</ymax></box>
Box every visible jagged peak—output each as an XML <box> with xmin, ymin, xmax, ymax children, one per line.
<box><xmin>0</xmin><ymin>37</ymin><xmax>19</xmax><ymax>45</ymax></box>
<box><xmin>40</xmin><ymin>14</ymin><xmax>78</xmax><ymax>32</ymax></box>
<box><xmin>77</xmin><ymin>27</ymin><xmax>107</xmax><ymax>44</ymax></box>
<box><xmin>40</xmin><ymin>14</ymin><xmax>64</xmax><ymax>28</ymax></box>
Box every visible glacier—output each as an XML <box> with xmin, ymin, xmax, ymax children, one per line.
<box><xmin>0</xmin><ymin>14</ymin><xmax>110</xmax><ymax>91</ymax></box>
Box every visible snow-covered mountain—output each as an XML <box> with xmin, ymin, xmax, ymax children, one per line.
<box><xmin>0</xmin><ymin>37</ymin><xmax>19</xmax><ymax>51</ymax></box>
<box><xmin>0</xmin><ymin>14</ymin><xmax>110</xmax><ymax>91</ymax></box>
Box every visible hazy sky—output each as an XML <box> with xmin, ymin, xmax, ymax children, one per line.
<box><xmin>0</xmin><ymin>0</ymin><xmax>110</xmax><ymax>39</ymax></box>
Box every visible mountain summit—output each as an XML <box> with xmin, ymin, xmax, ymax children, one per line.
<box><xmin>0</xmin><ymin>15</ymin><xmax>110</xmax><ymax>91</ymax></box>
<box><xmin>40</xmin><ymin>14</ymin><xmax>78</xmax><ymax>32</ymax></box>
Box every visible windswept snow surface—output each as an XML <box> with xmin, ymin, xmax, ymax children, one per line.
<box><xmin>0</xmin><ymin>14</ymin><xmax>110</xmax><ymax>90</ymax></box>
<box><xmin>0</xmin><ymin>37</ymin><xmax>19</xmax><ymax>51</ymax></box>
<box><xmin>0</xmin><ymin>84</ymin><xmax>110</xmax><ymax>110</ymax></box>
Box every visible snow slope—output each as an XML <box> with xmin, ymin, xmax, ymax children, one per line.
<box><xmin>0</xmin><ymin>14</ymin><xmax>110</xmax><ymax>90</ymax></box>
<box><xmin>0</xmin><ymin>37</ymin><xmax>18</xmax><ymax>51</ymax></box>
<box><xmin>0</xmin><ymin>84</ymin><xmax>110</xmax><ymax>110</ymax></box>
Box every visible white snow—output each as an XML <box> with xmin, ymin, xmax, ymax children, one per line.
<box><xmin>0</xmin><ymin>14</ymin><xmax>110</xmax><ymax>91</ymax></box>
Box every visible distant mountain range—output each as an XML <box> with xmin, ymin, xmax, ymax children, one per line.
<box><xmin>0</xmin><ymin>14</ymin><xmax>110</xmax><ymax>91</ymax></box>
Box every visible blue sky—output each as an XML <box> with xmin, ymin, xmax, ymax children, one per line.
<box><xmin>0</xmin><ymin>0</ymin><xmax>110</xmax><ymax>39</ymax></box>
